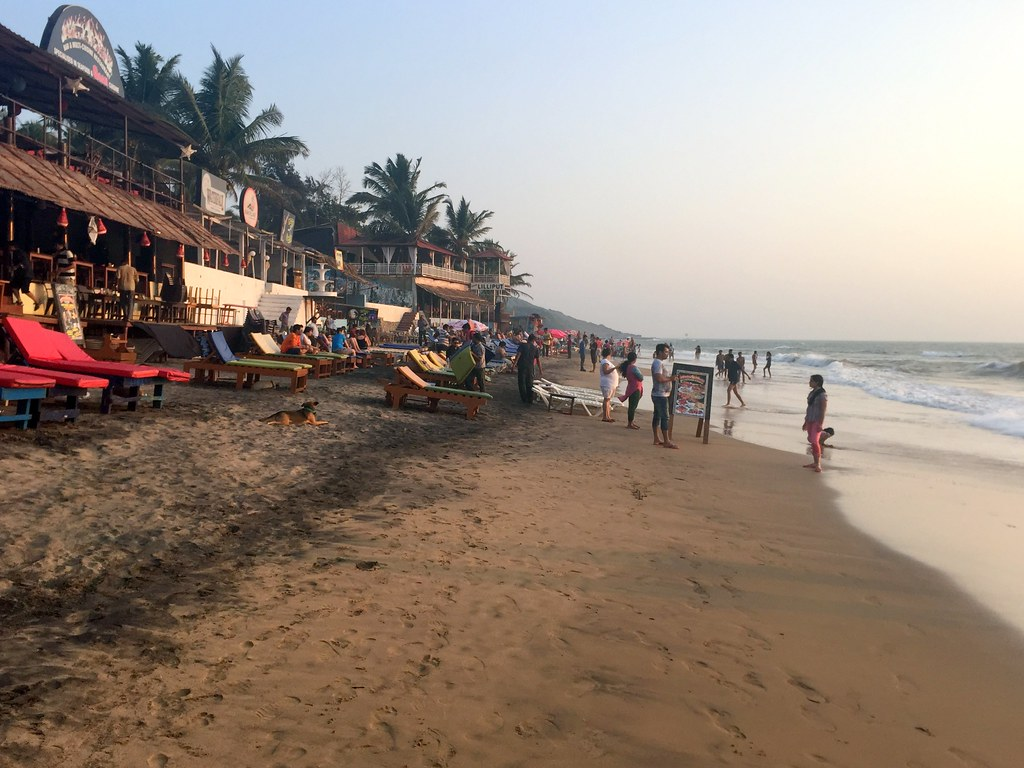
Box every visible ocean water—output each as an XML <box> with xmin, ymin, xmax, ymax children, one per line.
<box><xmin>648</xmin><ymin>338</ymin><xmax>1024</xmax><ymax>636</ymax></box>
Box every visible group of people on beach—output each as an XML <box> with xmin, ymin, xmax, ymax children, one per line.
<box><xmin>591</xmin><ymin>341</ymin><xmax>678</xmax><ymax>449</ymax></box>
<box><xmin>582</xmin><ymin>339</ymin><xmax>831</xmax><ymax>471</ymax></box>
<box><xmin>276</xmin><ymin>306</ymin><xmax>376</xmax><ymax>357</ymax></box>
<box><xmin>709</xmin><ymin>348</ymin><xmax>772</xmax><ymax>408</ymax></box>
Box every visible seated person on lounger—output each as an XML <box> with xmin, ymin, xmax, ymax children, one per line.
<box><xmin>281</xmin><ymin>324</ymin><xmax>310</xmax><ymax>354</ymax></box>
<box><xmin>349</xmin><ymin>327</ymin><xmax>370</xmax><ymax>353</ymax></box>
<box><xmin>332</xmin><ymin>327</ymin><xmax>348</xmax><ymax>353</ymax></box>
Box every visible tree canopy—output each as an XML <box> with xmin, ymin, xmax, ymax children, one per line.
<box><xmin>113</xmin><ymin>42</ymin><xmax>526</xmax><ymax>278</ymax></box>
<box><xmin>347</xmin><ymin>154</ymin><xmax>446</xmax><ymax>242</ymax></box>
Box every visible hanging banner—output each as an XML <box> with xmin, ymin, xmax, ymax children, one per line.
<box><xmin>40</xmin><ymin>6</ymin><xmax>124</xmax><ymax>96</ymax></box>
<box><xmin>669</xmin><ymin>363</ymin><xmax>714</xmax><ymax>444</ymax></box>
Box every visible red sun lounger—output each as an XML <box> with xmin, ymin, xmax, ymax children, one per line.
<box><xmin>0</xmin><ymin>363</ymin><xmax>107</xmax><ymax>424</ymax></box>
<box><xmin>0</xmin><ymin>368</ymin><xmax>56</xmax><ymax>429</ymax></box>
<box><xmin>3</xmin><ymin>316</ymin><xmax>184</xmax><ymax>414</ymax></box>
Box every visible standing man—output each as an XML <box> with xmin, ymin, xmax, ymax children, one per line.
<box><xmin>578</xmin><ymin>334</ymin><xmax>587</xmax><ymax>371</ymax></box>
<box><xmin>694</xmin><ymin>344</ymin><xmax>701</xmax><ymax>360</ymax></box>
<box><xmin>513</xmin><ymin>334</ymin><xmax>542</xmax><ymax>404</ymax></box>
<box><xmin>542</xmin><ymin>328</ymin><xmax>554</xmax><ymax>357</ymax></box>
<box><xmin>466</xmin><ymin>332</ymin><xmax>487</xmax><ymax>393</ymax></box>
<box><xmin>651</xmin><ymin>343</ymin><xmax>677</xmax><ymax>448</ymax></box>
<box><xmin>417</xmin><ymin>307</ymin><xmax>429</xmax><ymax>346</ymax></box>
<box><xmin>737</xmin><ymin>351</ymin><xmax>751</xmax><ymax>382</ymax></box>
<box><xmin>116</xmin><ymin>257</ymin><xmax>138</xmax><ymax>321</ymax></box>
<box><xmin>803</xmin><ymin>374</ymin><xmax>828</xmax><ymax>472</ymax></box>
<box><xmin>278</xmin><ymin>306</ymin><xmax>292</xmax><ymax>337</ymax></box>
<box><xmin>725</xmin><ymin>353</ymin><xmax>746</xmax><ymax>407</ymax></box>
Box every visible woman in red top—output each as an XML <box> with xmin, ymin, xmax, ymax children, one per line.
<box><xmin>617</xmin><ymin>352</ymin><xmax>644</xmax><ymax>430</ymax></box>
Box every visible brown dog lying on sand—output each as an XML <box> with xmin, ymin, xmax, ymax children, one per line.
<box><xmin>260</xmin><ymin>400</ymin><xmax>328</xmax><ymax>426</ymax></box>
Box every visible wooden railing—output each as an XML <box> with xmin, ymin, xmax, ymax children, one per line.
<box><xmin>353</xmin><ymin>262</ymin><xmax>472</xmax><ymax>284</ymax></box>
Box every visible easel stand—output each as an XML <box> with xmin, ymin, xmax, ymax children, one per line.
<box><xmin>669</xmin><ymin>363</ymin><xmax>715</xmax><ymax>445</ymax></box>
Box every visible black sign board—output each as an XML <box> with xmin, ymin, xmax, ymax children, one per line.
<box><xmin>41</xmin><ymin>6</ymin><xmax>124</xmax><ymax>97</ymax></box>
<box><xmin>669</xmin><ymin>363</ymin><xmax>714</xmax><ymax>444</ymax></box>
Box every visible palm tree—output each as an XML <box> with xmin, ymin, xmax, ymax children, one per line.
<box><xmin>117</xmin><ymin>42</ymin><xmax>181</xmax><ymax>115</ymax></box>
<box><xmin>169</xmin><ymin>46</ymin><xmax>308</xmax><ymax>197</ymax></box>
<box><xmin>347</xmin><ymin>154</ymin><xmax>446</xmax><ymax>241</ymax></box>
<box><xmin>114</xmin><ymin>42</ymin><xmax>186</xmax><ymax>176</ymax></box>
<box><xmin>433</xmin><ymin>197</ymin><xmax>493</xmax><ymax>256</ymax></box>
<box><xmin>474</xmin><ymin>239</ymin><xmax>533</xmax><ymax>300</ymax></box>
<box><xmin>506</xmin><ymin>252</ymin><xmax>534</xmax><ymax>299</ymax></box>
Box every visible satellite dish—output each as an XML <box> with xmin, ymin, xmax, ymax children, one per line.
<box><xmin>348</xmin><ymin>309</ymin><xmax>357</xmax><ymax>319</ymax></box>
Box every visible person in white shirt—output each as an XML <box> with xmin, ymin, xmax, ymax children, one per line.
<box><xmin>599</xmin><ymin>346</ymin><xmax>619</xmax><ymax>422</ymax></box>
<box><xmin>650</xmin><ymin>343</ymin><xmax>678</xmax><ymax>448</ymax></box>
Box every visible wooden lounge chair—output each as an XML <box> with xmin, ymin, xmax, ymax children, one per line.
<box><xmin>384</xmin><ymin>365</ymin><xmax>492</xmax><ymax>420</ymax></box>
<box><xmin>0</xmin><ymin>363</ymin><xmax>107</xmax><ymax>424</ymax></box>
<box><xmin>0</xmin><ymin>368</ymin><xmax>55</xmax><ymax>429</ymax></box>
<box><xmin>2</xmin><ymin>316</ymin><xmax>187</xmax><ymax>414</ymax></box>
<box><xmin>406</xmin><ymin>347</ymin><xmax>476</xmax><ymax>386</ymax></box>
<box><xmin>249</xmin><ymin>332</ymin><xmax>354</xmax><ymax>376</ymax></box>
<box><xmin>182</xmin><ymin>331</ymin><xmax>310</xmax><ymax>393</ymax></box>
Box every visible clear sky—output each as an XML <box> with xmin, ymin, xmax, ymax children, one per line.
<box><xmin>6</xmin><ymin>1</ymin><xmax>1023</xmax><ymax>341</ymax></box>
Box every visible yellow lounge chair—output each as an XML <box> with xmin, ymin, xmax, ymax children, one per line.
<box><xmin>384</xmin><ymin>365</ymin><xmax>491</xmax><ymax>420</ymax></box>
<box><xmin>406</xmin><ymin>347</ymin><xmax>476</xmax><ymax>386</ymax></box>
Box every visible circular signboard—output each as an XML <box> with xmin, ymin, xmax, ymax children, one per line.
<box><xmin>241</xmin><ymin>187</ymin><xmax>259</xmax><ymax>228</ymax></box>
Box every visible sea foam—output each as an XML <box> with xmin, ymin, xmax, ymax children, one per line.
<box><xmin>788</xmin><ymin>355</ymin><xmax>1024</xmax><ymax>440</ymax></box>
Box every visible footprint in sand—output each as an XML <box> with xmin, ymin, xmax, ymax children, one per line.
<box><xmin>411</xmin><ymin>728</ymin><xmax>457</xmax><ymax>766</ymax></box>
<box><xmin>743</xmin><ymin>671</ymin><xmax>766</xmax><ymax>690</ymax></box>
<box><xmin>269</xmin><ymin>732</ymin><xmax>308</xmax><ymax>760</ymax></box>
<box><xmin>894</xmin><ymin>673</ymin><xmax>919</xmax><ymax>696</ymax></box>
<box><xmin>706</xmin><ymin>707</ymin><xmax>747</xmax><ymax>740</ymax></box>
<box><xmin>687</xmin><ymin>578</ymin><xmax>710</xmax><ymax>601</ymax></box>
<box><xmin>787</xmin><ymin>675</ymin><xmax>829</xmax><ymax>704</ymax></box>
<box><xmin>147</xmin><ymin>755</ymin><xmax>169</xmax><ymax>768</ymax></box>
<box><xmin>368</xmin><ymin>709</ymin><xmax>398</xmax><ymax>749</ymax></box>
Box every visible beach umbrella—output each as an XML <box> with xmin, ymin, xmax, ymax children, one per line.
<box><xmin>451</xmin><ymin>319</ymin><xmax>488</xmax><ymax>331</ymax></box>
<box><xmin>548</xmin><ymin>329</ymin><xmax>568</xmax><ymax>339</ymax></box>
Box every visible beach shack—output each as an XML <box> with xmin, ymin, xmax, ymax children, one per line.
<box><xmin>0</xmin><ymin>11</ymin><xmax>351</xmax><ymax>353</ymax></box>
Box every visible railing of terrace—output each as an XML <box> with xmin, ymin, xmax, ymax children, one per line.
<box><xmin>353</xmin><ymin>262</ymin><xmax>472</xmax><ymax>284</ymax></box>
<box><xmin>1</xmin><ymin>95</ymin><xmax>183</xmax><ymax>211</ymax></box>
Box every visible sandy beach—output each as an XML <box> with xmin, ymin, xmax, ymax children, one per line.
<box><xmin>3</xmin><ymin>355</ymin><xmax>1024</xmax><ymax>767</ymax></box>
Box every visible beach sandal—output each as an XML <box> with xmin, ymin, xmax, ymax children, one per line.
<box><xmin>662</xmin><ymin>442</ymin><xmax>679</xmax><ymax>449</ymax></box>
<box><xmin>627</xmin><ymin>424</ymin><xmax>640</xmax><ymax>430</ymax></box>
<box><xmin>602</xmin><ymin>418</ymin><xmax>616</xmax><ymax>422</ymax></box>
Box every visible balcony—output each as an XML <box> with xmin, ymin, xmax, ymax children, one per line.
<box><xmin>353</xmin><ymin>262</ymin><xmax>471</xmax><ymax>284</ymax></box>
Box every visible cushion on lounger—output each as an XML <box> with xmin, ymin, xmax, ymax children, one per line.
<box><xmin>447</xmin><ymin>347</ymin><xmax>475</xmax><ymax>383</ymax></box>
